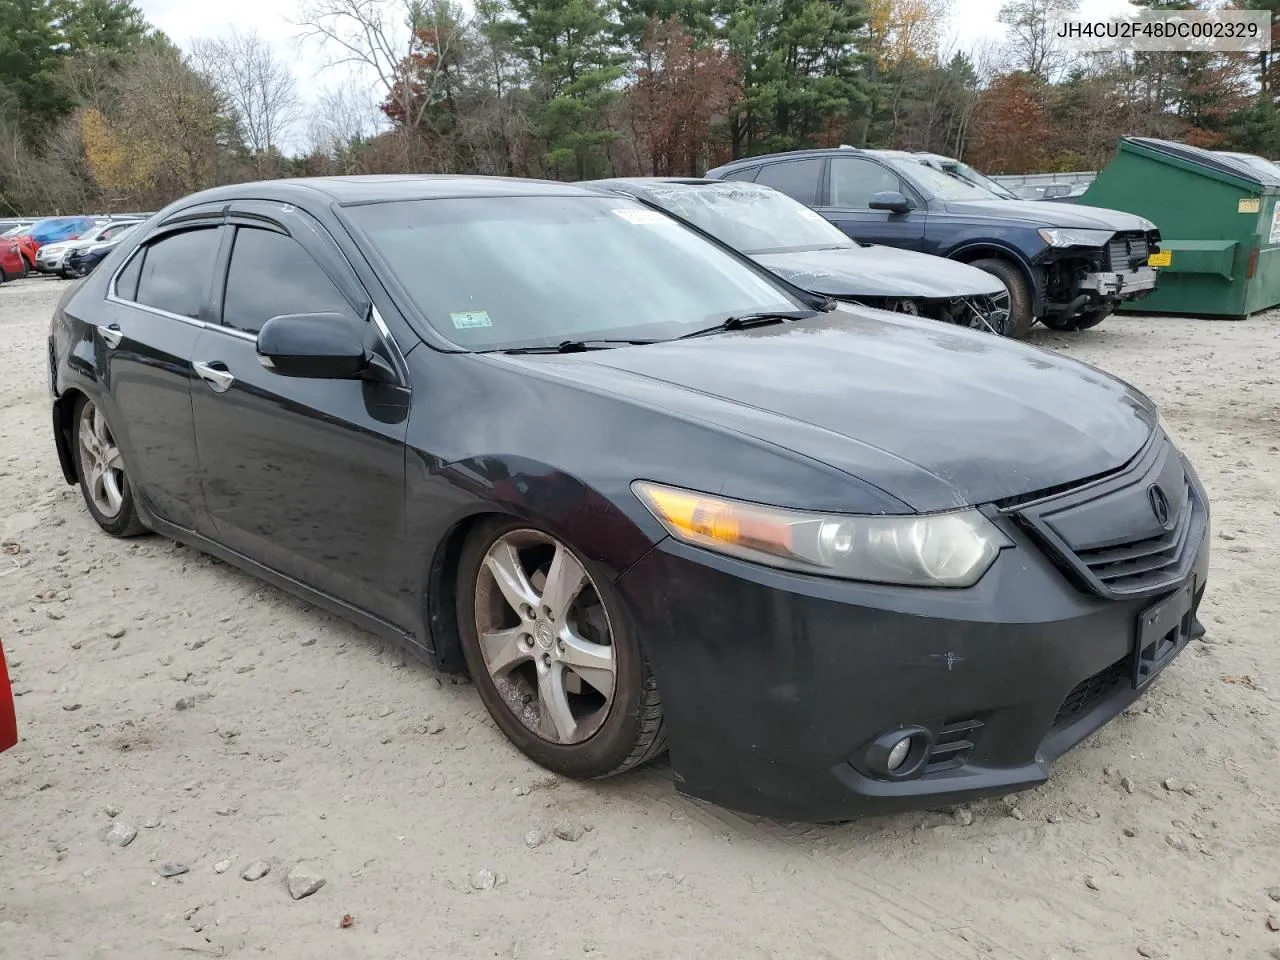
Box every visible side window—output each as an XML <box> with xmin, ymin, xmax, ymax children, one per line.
<box><xmin>136</xmin><ymin>228</ymin><xmax>222</xmax><ymax>319</ymax></box>
<box><xmin>719</xmin><ymin>167</ymin><xmax>759</xmax><ymax>183</ymax></box>
<box><xmin>115</xmin><ymin>249</ymin><xmax>144</xmax><ymax>301</ymax></box>
<box><xmin>101</xmin><ymin>223</ymin><xmax>131</xmax><ymax>241</ymax></box>
<box><xmin>753</xmin><ymin>159</ymin><xmax>823</xmax><ymax>205</ymax></box>
<box><xmin>829</xmin><ymin>158</ymin><xmax>906</xmax><ymax>209</ymax></box>
<box><xmin>221</xmin><ymin>227</ymin><xmax>354</xmax><ymax>335</ymax></box>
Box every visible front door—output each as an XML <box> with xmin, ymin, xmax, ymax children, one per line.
<box><xmin>189</xmin><ymin>212</ymin><xmax>411</xmax><ymax>623</ymax></box>
<box><xmin>820</xmin><ymin>156</ymin><xmax>927</xmax><ymax>249</ymax></box>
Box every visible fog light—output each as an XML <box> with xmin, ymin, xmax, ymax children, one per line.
<box><xmin>886</xmin><ymin>735</ymin><xmax>912</xmax><ymax>772</ymax></box>
<box><xmin>865</xmin><ymin>725</ymin><xmax>933</xmax><ymax>780</ymax></box>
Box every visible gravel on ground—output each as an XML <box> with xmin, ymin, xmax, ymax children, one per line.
<box><xmin>2</xmin><ymin>274</ymin><xmax>1278</xmax><ymax>959</ymax></box>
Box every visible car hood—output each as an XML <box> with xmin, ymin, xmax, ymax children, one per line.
<box><xmin>503</xmin><ymin>307</ymin><xmax>1154</xmax><ymax>511</ymax></box>
<box><xmin>943</xmin><ymin>198</ymin><xmax>1152</xmax><ymax>232</ymax></box>
<box><xmin>753</xmin><ymin>246</ymin><xmax>1004</xmax><ymax>299</ymax></box>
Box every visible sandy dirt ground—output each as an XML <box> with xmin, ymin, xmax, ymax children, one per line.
<box><xmin>1</xmin><ymin>274</ymin><xmax>1278</xmax><ymax>960</ymax></box>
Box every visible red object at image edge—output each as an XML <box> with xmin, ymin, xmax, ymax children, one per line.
<box><xmin>0</xmin><ymin>640</ymin><xmax>17</xmax><ymax>752</ymax></box>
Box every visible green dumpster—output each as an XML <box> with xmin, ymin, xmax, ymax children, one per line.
<box><xmin>1080</xmin><ymin>137</ymin><xmax>1280</xmax><ymax>318</ymax></box>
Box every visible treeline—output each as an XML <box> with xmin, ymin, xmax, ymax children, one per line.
<box><xmin>2</xmin><ymin>0</ymin><xmax>1279</xmax><ymax>216</ymax></box>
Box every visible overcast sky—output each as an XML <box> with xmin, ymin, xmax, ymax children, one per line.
<box><xmin>134</xmin><ymin>0</ymin><xmax>1139</xmax><ymax>151</ymax></box>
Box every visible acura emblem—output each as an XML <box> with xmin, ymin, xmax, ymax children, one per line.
<box><xmin>1148</xmin><ymin>484</ymin><xmax>1170</xmax><ymax>525</ymax></box>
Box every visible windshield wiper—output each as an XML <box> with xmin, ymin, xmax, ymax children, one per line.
<box><xmin>677</xmin><ymin>309</ymin><xmax>821</xmax><ymax>340</ymax></box>
<box><xmin>498</xmin><ymin>338</ymin><xmax>660</xmax><ymax>355</ymax></box>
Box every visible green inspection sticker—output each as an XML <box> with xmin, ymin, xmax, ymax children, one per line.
<box><xmin>451</xmin><ymin>310</ymin><xmax>493</xmax><ymax>329</ymax></box>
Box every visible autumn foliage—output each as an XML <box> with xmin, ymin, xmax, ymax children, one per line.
<box><xmin>626</xmin><ymin>21</ymin><xmax>740</xmax><ymax>176</ymax></box>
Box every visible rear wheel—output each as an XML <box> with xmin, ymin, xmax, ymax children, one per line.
<box><xmin>71</xmin><ymin>396</ymin><xmax>146</xmax><ymax>537</ymax></box>
<box><xmin>969</xmin><ymin>257</ymin><xmax>1033</xmax><ymax>339</ymax></box>
<box><xmin>457</xmin><ymin>518</ymin><xmax>666</xmax><ymax>779</ymax></box>
<box><xmin>1041</xmin><ymin>305</ymin><xmax>1113</xmax><ymax>332</ymax></box>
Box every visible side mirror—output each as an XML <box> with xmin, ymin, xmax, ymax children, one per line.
<box><xmin>256</xmin><ymin>313</ymin><xmax>368</xmax><ymax>379</ymax></box>
<box><xmin>869</xmin><ymin>191</ymin><xmax>912</xmax><ymax>214</ymax></box>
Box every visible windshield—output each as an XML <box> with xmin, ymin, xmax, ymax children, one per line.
<box><xmin>938</xmin><ymin>159</ymin><xmax>1020</xmax><ymax>200</ymax></box>
<box><xmin>344</xmin><ymin>196</ymin><xmax>802</xmax><ymax>351</ymax></box>
<box><xmin>643</xmin><ymin>182</ymin><xmax>854</xmax><ymax>255</ymax></box>
<box><xmin>4</xmin><ymin>226</ymin><xmax>30</xmax><ymax>238</ymax></box>
<box><xmin>888</xmin><ymin>158</ymin><xmax>999</xmax><ymax>202</ymax></box>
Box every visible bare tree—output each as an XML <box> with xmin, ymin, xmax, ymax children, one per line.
<box><xmin>306</xmin><ymin>77</ymin><xmax>379</xmax><ymax>157</ymax></box>
<box><xmin>190</xmin><ymin>30</ymin><xmax>299</xmax><ymax>165</ymax></box>
<box><xmin>997</xmin><ymin>0</ymin><xmax>1079</xmax><ymax>82</ymax></box>
<box><xmin>294</xmin><ymin>0</ymin><xmax>470</xmax><ymax>139</ymax></box>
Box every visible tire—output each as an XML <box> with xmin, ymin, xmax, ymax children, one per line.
<box><xmin>457</xmin><ymin>517</ymin><xmax>666</xmax><ymax>779</ymax></box>
<box><xmin>70</xmin><ymin>395</ymin><xmax>147</xmax><ymax>537</ymax></box>
<box><xmin>969</xmin><ymin>257</ymin><xmax>1034</xmax><ymax>339</ymax></box>
<box><xmin>1041</xmin><ymin>305</ymin><xmax>1113</xmax><ymax>332</ymax></box>
<box><xmin>20</xmin><ymin>257</ymin><xmax>31</xmax><ymax>279</ymax></box>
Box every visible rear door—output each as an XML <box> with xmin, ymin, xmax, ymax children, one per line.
<box><xmin>752</xmin><ymin>157</ymin><xmax>826</xmax><ymax>207</ymax></box>
<box><xmin>189</xmin><ymin>203</ymin><xmax>411</xmax><ymax>622</ymax></box>
<box><xmin>819</xmin><ymin>156</ymin><xmax>927</xmax><ymax>249</ymax></box>
<box><xmin>92</xmin><ymin>214</ymin><xmax>224</xmax><ymax>532</ymax></box>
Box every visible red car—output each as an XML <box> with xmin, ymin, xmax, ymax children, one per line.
<box><xmin>1</xmin><ymin>229</ymin><xmax>28</xmax><ymax>281</ymax></box>
<box><xmin>0</xmin><ymin>640</ymin><xmax>15</xmax><ymax>753</ymax></box>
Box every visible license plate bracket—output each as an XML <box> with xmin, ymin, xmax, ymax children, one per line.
<box><xmin>1133</xmin><ymin>583</ymin><xmax>1194</xmax><ymax>689</ymax></box>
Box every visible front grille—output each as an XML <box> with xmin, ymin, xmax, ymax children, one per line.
<box><xmin>923</xmin><ymin>717</ymin><xmax>983</xmax><ymax>774</ymax></box>
<box><xmin>1052</xmin><ymin>657</ymin><xmax>1128</xmax><ymax>730</ymax></box>
<box><xmin>1107</xmin><ymin>233</ymin><xmax>1150</xmax><ymax>271</ymax></box>
<box><xmin>1075</xmin><ymin>482</ymin><xmax>1196</xmax><ymax>592</ymax></box>
<box><xmin>1010</xmin><ymin>433</ymin><xmax>1204</xmax><ymax>600</ymax></box>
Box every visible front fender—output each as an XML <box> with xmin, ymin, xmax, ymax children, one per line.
<box><xmin>436</xmin><ymin>454</ymin><xmax>661</xmax><ymax>580</ymax></box>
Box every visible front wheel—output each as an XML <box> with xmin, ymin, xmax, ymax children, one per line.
<box><xmin>968</xmin><ymin>258</ymin><xmax>1034</xmax><ymax>339</ymax></box>
<box><xmin>71</xmin><ymin>396</ymin><xmax>147</xmax><ymax>537</ymax></box>
<box><xmin>457</xmin><ymin>518</ymin><xmax>666</xmax><ymax>779</ymax></box>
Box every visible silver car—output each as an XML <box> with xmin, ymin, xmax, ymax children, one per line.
<box><xmin>36</xmin><ymin>220</ymin><xmax>142</xmax><ymax>277</ymax></box>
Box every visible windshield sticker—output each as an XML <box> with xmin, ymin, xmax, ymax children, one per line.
<box><xmin>451</xmin><ymin>310</ymin><xmax>493</xmax><ymax>329</ymax></box>
<box><xmin>612</xmin><ymin>208</ymin><xmax>668</xmax><ymax>225</ymax></box>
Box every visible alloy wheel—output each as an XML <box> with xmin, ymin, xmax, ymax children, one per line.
<box><xmin>473</xmin><ymin>530</ymin><xmax>617</xmax><ymax>745</ymax></box>
<box><xmin>78</xmin><ymin>401</ymin><xmax>126</xmax><ymax>518</ymax></box>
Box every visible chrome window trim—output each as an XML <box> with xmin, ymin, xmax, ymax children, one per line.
<box><xmin>107</xmin><ymin>249</ymin><xmax>409</xmax><ymax>381</ymax></box>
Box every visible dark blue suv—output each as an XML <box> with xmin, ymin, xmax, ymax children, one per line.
<box><xmin>706</xmin><ymin>147</ymin><xmax>1161</xmax><ymax>337</ymax></box>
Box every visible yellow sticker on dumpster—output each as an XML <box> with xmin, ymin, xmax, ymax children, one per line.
<box><xmin>1148</xmin><ymin>249</ymin><xmax>1172</xmax><ymax>267</ymax></box>
<box><xmin>1239</xmin><ymin>197</ymin><xmax>1261</xmax><ymax>214</ymax></box>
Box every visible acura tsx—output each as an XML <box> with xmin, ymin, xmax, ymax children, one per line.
<box><xmin>48</xmin><ymin>176</ymin><xmax>1208</xmax><ymax>821</ymax></box>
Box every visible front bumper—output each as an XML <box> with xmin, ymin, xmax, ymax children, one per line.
<box><xmin>35</xmin><ymin>250</ymin><xmax>67</xmax><ymax>273</ymax></box>
<box><xmin>1081</xmin><ymin>267</ymin><xmax>1157</xmax><ymax>298</ymax></box>
<box><xmin>617</xmin><ymin>498</ymin><xmax>1208</xmax><ymax>822</ymax></box>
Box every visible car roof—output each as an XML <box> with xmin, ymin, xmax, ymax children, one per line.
<box><xmin>712</xmin><ymin>146</ymin><xmax>923</xmax><ymax>173</ymax></box>
<box><xmin>585</xmin><ymin>177</ymin><xmax>748</xmax><ymax>196</ymax></box>
<box><xmin>170</xmin><ymin>175</ymin><xmax>613</xmax><ymax>210</ymax></box>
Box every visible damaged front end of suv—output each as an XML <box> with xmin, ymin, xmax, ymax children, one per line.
<box><xmin>1036</xmin><ymin>226</ymin><xmax>1161</xmax><ymax>331</ymax></box>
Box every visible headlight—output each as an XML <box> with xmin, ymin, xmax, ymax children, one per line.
<box><xmin>1037</xmin><ymin>228</ymin><xmax>1115</xmax><ymax>248</ymax></box>
<box><xmin>632</xmin><ymin>481</ymin><xmax>1010</xmax><ymax>587</ymax></box>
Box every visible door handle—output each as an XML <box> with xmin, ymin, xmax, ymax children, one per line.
<box><xmin>98</xmin><ymin>323</ymin><xmax>123</xmax><ymax>349</ymax></box>
<box><xmin>193</xmin><ymin>361</ymin><xmax>235</xmax><ymax>393</ymax></box>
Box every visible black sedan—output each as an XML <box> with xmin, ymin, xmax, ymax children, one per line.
<box><xmin>587</xmin><ymin>178</ymin><xmax>1013</xmax><ymax>335</ymax></box>
<box><xmin>63</xmin><ymin>223</ymin><xmax>142</xmax><ymax>278</ymax></box>
<box><xmin>48</xmin><ymin>176</ymin><xmax>1209</xmax><ymax>821</ymax></box>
